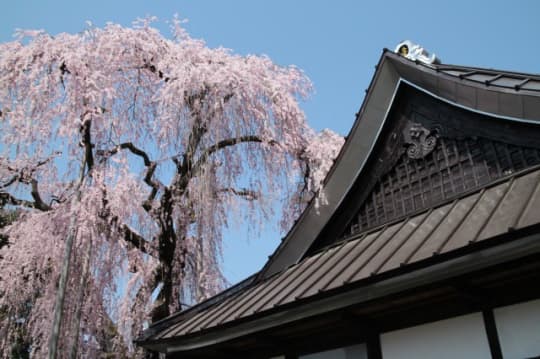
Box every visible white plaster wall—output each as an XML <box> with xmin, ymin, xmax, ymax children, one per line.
<box><xmin>494</xmin><ymin>298</ymin><xmax>540</xmax><ymax>359</ymax></box>
<box><xmin>300</xmin><ymin>343</ymin><xmax>367</xmax><ymax>359</ymax></box>
<box><xmin>380</xmin><ymin>312</ymin><xmax>491</xmax><ymax>359</ymax></box>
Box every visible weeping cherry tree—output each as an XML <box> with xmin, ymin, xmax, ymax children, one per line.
<box><xmin>0</xmin><ymin>17</ymin><xmax>344</xmax><ymax>357</ymax></box>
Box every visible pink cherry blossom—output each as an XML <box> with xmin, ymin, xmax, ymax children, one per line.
<box><xmin>0</xmin><ymin>17</ymin><xmax>343</xmax><ymax>357</ymax></box>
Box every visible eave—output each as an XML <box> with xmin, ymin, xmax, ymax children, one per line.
<box><xmin>138</xmin><ymin>225</ymin><xmax>540</xmax><ymax>355</ymax></box>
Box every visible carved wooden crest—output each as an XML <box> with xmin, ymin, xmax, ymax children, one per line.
<box><xmin>403</xmin><ymin>121</ymin><xmax>437</xmax><ymax>159</ymax></box>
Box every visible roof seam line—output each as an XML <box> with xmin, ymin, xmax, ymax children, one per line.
<box><xmin>437</xmin><ymin>189</ymin><xmax>486</xmax><ymax>254</ymax></box>
<box><xmin>230</xmin><ymin>253</ymin><xmax>323</xmax><ymax>324</ymax></box>
<box><xmin>473</xmin><ymin>177</ymin><xmax>516</xmax><ymax>242</ymax></box>
<box><xmin>264</xmin><ymin>239</ymin><xmax>348</xmax><ymax>309</ymax></box>
<box><xmin>319</xmin><ymin>229</ymin><xmax>387</xmax><ymax>290</ymax></box>
<box><xmin>373</xmin><ymin>209</ymin><xmax>433</xmax><ymax>274</ymax></box>
<box><xmin>191</xmin><ymin>269</ymin><xmax>287</xmax><ymax>334</ymax></box>
<box><xmin>343</xmin><ymin>218</ymin><xmax>410</xmax><ymax>283</ymax></box>
<box><xmin>513</xmin><ymin>171</ymin><xmax>540</xmax><ymax>229</ymax></box>
<box><xmin>403</xmin><ymin>200</ymin><xmax>459</xmax><ymax>265</ymax></box>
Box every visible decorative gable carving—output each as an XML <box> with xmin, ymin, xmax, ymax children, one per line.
<box><xmin>403</xmin><ymin>121</ymin><xmax>438</xmax><ymax>159</ymax></box>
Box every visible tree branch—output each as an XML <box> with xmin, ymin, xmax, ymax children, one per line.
<box><xmin>94</xmin><ymin>185</ymin><xmax>157</xmax><ymax>259</ymax></box>
<box><xmin>98</xmin><ymin>142</ymin><xmax>151</xmax><ymax>166</ymax></box>
<box><xmin>120</xmin><ymin>223</ymin><xmax>156</xmax><ymax>259</ymax></box>
<box><xmin>169</xmin><ymin>93</ymin><xmax>209</xmax><ymax>196</ymax></box>
<box><xmin>0</xmin><ymin>155</ymin><xmax>60</xmax><ymax>211</ymax></box>
<box><xmin>97</xmin><ymin>142</ymin><xmax>163</xmax><ymax>209</ymax></box>
<box><xmin>0</xmin><ymin>175</ymin><xmax>18</xmax><ymax>189</ymax></box>
<box><xmin>203</xmin><ymin>135</ymin><xmax>266</xmax><ymax>158</ymax></box>
<box><xmin>216</xmin><ymin>187</ymin><xmax>259</xmax><ymax>201</ymax></box>
<box><xmin>0</xmin><ymin>191</ymin><xmax>45</xmax><ymax>210</ymax></box>
<box><xmin>141</xmin><ymin>61</ymin><xmax>169</xmax><ymax>82</ymax></box>
<box><xmin>301</xmin><ymin>155</ymin><xmax>312</xmax><ymax>195</ymax></box>
<box><xmin>191</xmin><ymin>135</ymin><xmax>276</xmax><ymax>179</ymax></box>
<box><xmin>0</xmin><ymin>176</ymin><xmax>51</xmax><ymax>211</ymax></box>
<box><xmin>0</xmin><ymin>153</ymin><xmax>59</xmax><ymax>176</ymax></box>
<box><xmin>79</xmin><ymin>115</ymin><xmax>94</xmax><ymax>173</ymax></box>
<box><xmin>30</xmin><ymin>179</ymin><xmax>52</xmax><ymax>211</ymax></box>
<box><xmin>106</xmin><ymin>214</ymin><xmax>157</xmax><ymax>259</ymax></box>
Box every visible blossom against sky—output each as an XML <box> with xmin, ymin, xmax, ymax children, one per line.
<box><xmin>2</xmin><ymin>0</ymin><xmax>539</xmax><ymax>283</ymax></box>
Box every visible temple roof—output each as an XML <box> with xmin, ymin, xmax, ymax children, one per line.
<box><xmin>139</xmin><ymin>165</ymin><xmax>540</xmax><ymax>352</ymax></box>
<box><xmin>137</xmin><ymin>49</ymin><xmax>540</xmax><ymax>355</ymax></box>
<box><xmin>258</xmin><ymin>49</ymin><xmax>540</xmax><ymax>280</ymax></box>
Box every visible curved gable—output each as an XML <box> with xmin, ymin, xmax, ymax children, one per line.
<box><xmin>259</xmin><ymin>50</ymin><xmax>540</xmax><ymax>279</ymax></box>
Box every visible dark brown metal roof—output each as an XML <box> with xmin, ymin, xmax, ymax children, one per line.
<box><xmin>144</xmin><ymin>165</ymin><xmax>540</xmax><ymax>342</ymax></box>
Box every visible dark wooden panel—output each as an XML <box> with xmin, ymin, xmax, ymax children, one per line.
<box><xmin>312</xmin><ymin>86</ymin><xmax>540</xmax><ymax>250</ymax></box>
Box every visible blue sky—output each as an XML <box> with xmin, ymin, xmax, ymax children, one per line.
<box><xmin>2</xmin><ymin>0</ymin><xmax>540</xmax><ymax>284</ymax></box>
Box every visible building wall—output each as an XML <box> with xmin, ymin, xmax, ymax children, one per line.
<box><xmin>380</xmin><ymin>313</ymin><xmax>491</xmax><ymax>359</ymax></box>
<box><xmin>270</xmin><ymin>299</ymin><xmax>540</xmax><ymax>359</ymax></box>
<box><xmin>299</xmin><ymin>344</ymin><xmax>367</xmax><ymax>359</ymax></box>
<box><xmin>494</xmin><ymin>298</ymin><xmax>540</xmax><ymax>359</ymax></box>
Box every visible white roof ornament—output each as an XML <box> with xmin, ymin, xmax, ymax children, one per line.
<box><xmin>395</xmin><ymin>40</ymin><xmax>440</xmax><ymax>65</ymax></box>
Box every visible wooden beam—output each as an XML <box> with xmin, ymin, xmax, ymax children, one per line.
<box><xmin>366</xmin><ymin>333</ymin><xmax>382</xmax><ymax>359</ymax></box>
<box><xmin>482</xmin><ymin>309</ymin><xmax>503</xmax><ymax>359</ymax></box>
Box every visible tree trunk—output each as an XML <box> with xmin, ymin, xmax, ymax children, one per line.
<box><xmin>151</xmin><ymin>189</ymin><xmax>177</xmax><ymax>322</ymax></box>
